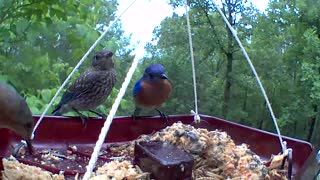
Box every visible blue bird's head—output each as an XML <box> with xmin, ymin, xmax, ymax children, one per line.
<box><xmin>142</xmin><ymin>64</ymin><xmax>168</xmax><ymax>80</ymax></box>
<box><xmin>133</xmin><ymin>63</ymin><xmax>171</xmax><ymax>97</ymax></box>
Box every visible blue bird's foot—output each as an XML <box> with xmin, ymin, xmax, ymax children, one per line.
<box><xmin>132</xmin><ymin>107</ymin><xmax>142</xmax><ymax>121</ymax></box>
<box><xmin>155</xmin><ymin>108</ymin><xmax>169</xmax><ymax>122</ymax></box>
<box><xmin>190</xmin><ymin>119</ymin><xmax>209</xmax><ymax>126</ymax></box>
<box><xmin>132</xmin><ymin>114</ymin><xmax>138</xmax><ymax>121</ymax></box>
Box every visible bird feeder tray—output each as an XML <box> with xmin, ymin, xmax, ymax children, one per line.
<box><xmin>0</xmin><ymin>114</ymin><xmax>313</xmax><ymax>179</ymax></box>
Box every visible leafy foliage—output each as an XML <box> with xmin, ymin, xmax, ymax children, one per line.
<box><xmin>0</xmin><ymin>0</ymin><xmax>135</xmax><ymax>116</ymax></box>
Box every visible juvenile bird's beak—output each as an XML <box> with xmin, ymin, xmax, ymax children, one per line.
<box><xmin>26</xmin><ymin>139</ymin><xmax>35</xmax><ymax>154</ymax></box>
<box><xmin>105</xmin><ymin>51</ymin><xmax>113</xmax><ymax>58</ymax></box>
<box><xmin>161</xmin><ymin>74</ymin><xmax>168</xmax><ymax>79</ymax></box>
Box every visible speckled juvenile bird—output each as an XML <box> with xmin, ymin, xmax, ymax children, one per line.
<box><xmin>0</xmin><ymin>82</ymin><xmax>34</xmax><ymax>152</ymax></box>
<box><xmin>52</xmin><ymin>49</ymin><xmax>116</xmax><ymax>123</ymax></box>
<box><xmin>132</xmin><ymin>64</ymin><xmax>172</xmax><ymax>119</ymax></box>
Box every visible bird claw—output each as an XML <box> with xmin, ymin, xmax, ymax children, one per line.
<box><xmin>131</xmin><ymin>114</ymin><xmax>140</xmax><ymax>121</ymax></box>
<box><xmin>79</xmin><ymin>114</ymin><xmax>88</xmax><ymax>125</ymax></box>
<box><xmin>132</xmin><ymin>108</ymin><xmax>169</xmax><ymax>123</ymax></box>
<box><xmin>89</xmin><ymin>110</ymin><xmax>107</xmax><ymax>119</ymax></box>
<box><xmin>12</xmin><ymin>140</ymin><xmax>35</xmax><ymax>157</ymax></box>
<box><xmin>12</xmin><ymin>142</ymin><xmax>25</xmax><ymax>157</ymax></box>
<box><xmin>100</xmin><ymin>114</ymin><xmax>107</xmax><ymax>119</ymax></box>
<box><xmin>155</xmin><ymin>109</ymin><xmax>169</xmax><ymax>123</ymax></box>
<box><xmin>26</xmin><ymin>140</ymin><xmax>36</xmax><ymax>155</ymax></box>
<box><xmin>72</xmin><ymin>108</ymin><xmax>89</xmax><ymax>126</ymax></box>
<box><xmin>190</xmin><ymin>119</ymin><xmax>209</xmax><ymax>126</ymax></box>
<box><xmin>160</xmin><ymin>112</ymin><xmax>169</xmax><ymax>121</ymax></box>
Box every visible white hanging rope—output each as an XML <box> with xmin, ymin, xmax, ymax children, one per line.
<box><xmin>210</xmin><ymin>0</ymin><xmax>286</xmax><ymax>153</ymax></box>
<box><xmin>184</xmin><ymin>0</ymin><xmax>201</xmax><ymax>123</ymax></box>
<box><xmin>31</xmin><ymin>0</ymin><xmax>138</xmax><ymax>140</ymax></box>
<box><xmin>82</xmin><ymin>43</ymin><xmax>145</xmax><ymax>180</ymax></box>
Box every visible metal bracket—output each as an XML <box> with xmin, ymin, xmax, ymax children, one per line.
<box><xmin>281</xmin><ymin>148</ymin><xmax>293</xmax><ymax>180</ymax></box>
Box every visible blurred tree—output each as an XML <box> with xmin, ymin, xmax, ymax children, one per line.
<box><xmin>144</xmin><ymin>0</ymin><xmax>320</xmax><ymax>147</ymax></box>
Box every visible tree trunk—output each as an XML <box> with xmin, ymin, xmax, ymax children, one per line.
<box><xmin>258</xmin><ymin>101</ymin><xmax>266</xmax><ymax>129</ymax></box>
<box><xmin>307</xmin><ymin>105</ymin><xmax>317</xmax><ymax>142</ymax></box>
<box><xmin>293</xmin><ymin>118</ymin><xmax>297</xmax><ymax>136</ymax></box>
<box><xmin>310</xmin><ymin>105</ymin><xmax>320</xmax><ymax>150</ymax></box>
<box><xmin>222</xmin><ymin>52</ymin><xmax>233</xmax><ymax>118</ymax></box>
<box><xmin>239</xmin><ymin>87</ymin><xmax>248</xmax><ymax>124</ymax></box>
<box><xmin>222</xmin><ymin>2</ymin><xmax>234</xmax><ymax>119</ymax></box>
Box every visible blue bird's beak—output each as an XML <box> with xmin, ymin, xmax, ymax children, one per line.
<box><xmin>161</xmin><ymin>74</ymin><xmax>168</xmax><ymax>79</ymax></box>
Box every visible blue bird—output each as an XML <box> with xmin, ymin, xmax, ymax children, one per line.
<box><xmin>132</xmin><ymin>64</ymin><xmax>172</xmax><ymax>119</ymax></box>
<box><xmin>52</xmin><ymin>49</ymin><xmax>117</xmax><ymax>124</ymax></box>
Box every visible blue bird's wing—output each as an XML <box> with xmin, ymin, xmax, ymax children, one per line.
<box><xmin>133</xmin><ymin>79</ymin><xmax>142</xmax><ymax>97</ymax></box>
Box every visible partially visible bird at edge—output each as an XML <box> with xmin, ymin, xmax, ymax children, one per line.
<box><xmin>132</xmin><ymin>63</ymin><xmax>172</xmax><ymax>121</ymax></box>
<box><xmin>52</xmin><ymin>49</ymin><xmax>117</xmax><ymax>124</ymax></box>
<box><xmin>0</xmin><ymin>82</ymin><xmax>35</xmax><ymax>155</ymax></box>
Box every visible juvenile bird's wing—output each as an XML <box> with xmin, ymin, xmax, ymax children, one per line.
<box><xmin>56</xmin><ymin>71</ymin><xmax>115</xmax><ymax>108</ymax></box>
<box><xmin>133</xmin><ymin>79</ymin><xmax>142</xmax><ymax>97</ymax></box>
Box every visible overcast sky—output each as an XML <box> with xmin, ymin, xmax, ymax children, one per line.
<box><xmin>116</xmin><ymin>0</ymin><xmax>268</xmax><ymax>46</ymax></box>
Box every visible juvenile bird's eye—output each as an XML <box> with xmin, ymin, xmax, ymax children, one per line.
<box><xmin>106</xmin><ymin>52</ymin><xmax>113</xmax><ymax>57</ymax></box>
<box><xmin>94</xmin><ymin>54</ymin><xmax>101</xmax><ymax>60</ymax></box>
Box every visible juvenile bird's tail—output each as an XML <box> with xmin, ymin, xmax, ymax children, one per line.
<box><xmin>52</xmin><ymin>106</ymin><xmax>62</xmax><ymax>116</ymax></box>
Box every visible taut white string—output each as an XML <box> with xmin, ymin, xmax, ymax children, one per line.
<box><xmin>184</xmin><ymin>0</ymin><xmax>200</xmax><ymax>123</ymax></box>
<box><xmin>210</xmin><ymin>0</ymin><xmax>286</xmax><ymax>153</ymax></box>
<box><xmin>31</xmin><ymin>0</ymin><xmax>138</xmax><ymax>140</ymax></box>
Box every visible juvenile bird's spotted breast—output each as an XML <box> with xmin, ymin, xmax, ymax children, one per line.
<box><xmin>69</xmin><ymin>70</ymin><xmax>116</xmax><ymax>110</ymax></box>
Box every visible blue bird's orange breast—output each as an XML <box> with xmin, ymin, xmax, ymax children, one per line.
<box><xmin>135</xmin><ymin>79</ymin><xmax>172</xmax><ymax>109</ymax></box>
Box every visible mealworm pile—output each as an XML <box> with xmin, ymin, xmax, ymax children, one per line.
<box><xmin>138</xmin><ymin>122</ymin><xmax>268</xmax><ymax>179</ymax></box>
<box><xmin>90</xmin><ymin>160</ymin><xmax>150</xmax><ymax>180</ymax></box>
<box><xmin>2</xmin><ymin>156</ymin><xmax>64</xmax><ymax>180</ymax></box>
<box><xmin>113</xmin><ymin>122</ymin><xmax>288</xmax><ymax>179</ymax></box>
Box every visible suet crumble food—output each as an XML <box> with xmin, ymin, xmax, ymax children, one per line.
<box><xmin>2</xmin><ymin>122</ymin><xmax>288</xmax><ymax>180</ymax></box>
